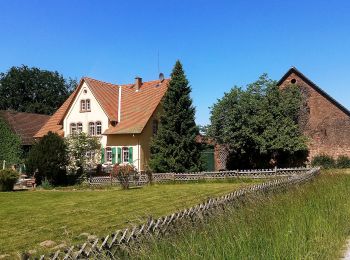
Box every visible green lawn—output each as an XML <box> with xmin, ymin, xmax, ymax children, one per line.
<box><xmin>0</xmin><ymin>180</ymin><xmax>256</xmax><ymax>256</ymax></box>
<box><xmin>134</xmin><ymin>170</ymin><xmax>350</xmax><ymax>260</ymax></box>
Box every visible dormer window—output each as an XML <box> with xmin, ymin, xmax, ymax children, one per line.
<box><xmin>80</xmin><ymin>99</ymin><xmax>91</xmax><ymax>112</ymax></box>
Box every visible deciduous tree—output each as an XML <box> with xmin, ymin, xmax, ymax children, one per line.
<box><xmin>208</xmin><ymin>74</ymin><xmax>308</xmax><ymax>169</ymax></box>
<box><xmin>0</xmin><ymin>65</ymin><xmax>76</xmax><ymax>115</ymax></box>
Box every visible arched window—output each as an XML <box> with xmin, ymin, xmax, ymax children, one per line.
<box><xmin>89</xmin><ymin>122</ymin><xmax>95</xmax><ymax>136</ymax></box>
<box><xmin>80</xmin><ymin>100</ymin><xmax>86</xmax><ymax>111</ymax></box>
<box><xmin>106</xmin><ymin>147</ymin><xmax>112</xmax><ymax>162</ymax></box>
<box><xmin>77</xmin><ymin>122</ymin><xmax>83</xmax><ymax>133</ymax></box>
<box><xmin>86</xmin><ymin>99</ymin><xmax>91</xmax><ymax>111</ymax></box>
<box><xmin>96</xmin><ymin>121</ymin><xmax>102</xmax><ymax>135</ymax></box>
<box><xmin>70</xmin><ymin>123</ymin><xmax>77</xmax><ymax>135</ymax></box>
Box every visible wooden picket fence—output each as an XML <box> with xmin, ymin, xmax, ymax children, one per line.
<box><xmin>88</xmin><ymin>167</ymin><xmax>311</xmax><ymax>186</ymax></box>
<box><xmin>33</xmin><ymin>167</ymin><xmax>320</xmax><ymax>260</ymax></box>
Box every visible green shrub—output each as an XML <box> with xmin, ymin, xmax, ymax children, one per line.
<box><xmin>337</xmin><ymin>156</ymin><xmax>350</xmax><ymax>169</ymax></box>
<box><xmin>311</xmin><ymin>154</ymin><xmax>335</xmax><ymax>169</ymax></box>
<box><xmin>0</xmin><ymin>169</ymin><xmax>19</xmax><ymax>191</ymax></box>
<box><xmin>26</xmin><ymin>131</ymin><xmax>68</xmax><ymax>186</ymax></box>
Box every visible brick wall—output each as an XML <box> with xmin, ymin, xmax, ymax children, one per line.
<box><xmin>279</xmin><ymin>72</ymin><xmax>350</xmax><ymax>160</ymax></box>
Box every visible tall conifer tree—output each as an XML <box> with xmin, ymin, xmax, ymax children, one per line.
<box><xmin>149</xmin><ymin>61</ymin><xmax>201</xmax><ymax>172</ymax></box>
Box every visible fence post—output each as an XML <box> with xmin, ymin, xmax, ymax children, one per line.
<box><xmin>2</xmin><ymin>160</ymin><xmax>5</xmax><ymax>170</ymax></box>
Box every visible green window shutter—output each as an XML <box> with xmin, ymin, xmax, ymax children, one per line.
<box><xmin>112</xmin><ymin>147</ymin><xmax>116</xmax><ymax>164</ymax></box>
<box><xmin>101</xmin><ymin>148</ymin><xmax>105</xmax><ymax>163</ymax></box>
<box><xmin>117</xmin><ymin>147</ymin><xmax>122</xmax><ymax>164</ymax></box>
<box><xmin>129</xmin><ymin>147</ymin><xmax>133</xmax><ymax>164</ymax></box>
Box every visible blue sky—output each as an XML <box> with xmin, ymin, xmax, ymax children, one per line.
<box><xmin>1</xmin><ymin>0</ymin><xmax>350</xmax><ymax>125</ymax></box>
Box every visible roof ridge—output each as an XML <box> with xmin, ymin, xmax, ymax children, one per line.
<box><xmin>84</xmin><ymin>77</ymin><xmax>170</xmax><ymax>88</ymax></box>
<box><xmin>83</xmin><ymin>77</ymin><xmax>117</xmax><ymax>87</ymax></box>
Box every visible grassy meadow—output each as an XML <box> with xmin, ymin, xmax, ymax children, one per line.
<box><xmin>135</xmin><ymin>169</ymin><xmax>350</xmax><ymax>260</ymax></box>
<box><xmin>0</xmin><ymin>179</ymin><xmax>256</xmax><ymax>256</ymax></box>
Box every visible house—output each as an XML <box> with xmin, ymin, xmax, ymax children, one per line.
<box><xmin>34</xmin><ymin>75</ymin><xmax>170</xmax><ymax>171</ymax></box>
<box><xmin>0</xmin><ymin>110</ymin><xmax>50</xmax><ymax>154</ymax></box>
<box><xmin>278</xmin><ymin>67</ymin><xmax>350</xmax><ymax>160</ymax></box>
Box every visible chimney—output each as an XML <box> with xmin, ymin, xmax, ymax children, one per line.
<box><xmin>135</xmin><ymin>76</ymin><xmax>142</xmax><ymax>91</ymax></box>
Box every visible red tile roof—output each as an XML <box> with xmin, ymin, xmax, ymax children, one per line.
<box><xmin>0</xmin><ymin>110</ymin><xmax>50</xmax><ymax>145</ymax></box>
<box><xmin>104</xmin><ymin>79</ymin><xmax>169</xmax><ymax>134</ymax></box>
<box><xmin>34</xmin><ymin>77</ymin><xmax>169</xmax><ymax>137</ymax></box>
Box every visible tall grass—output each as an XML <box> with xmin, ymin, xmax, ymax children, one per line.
<box><xmin>135</xmin><ymin>172</ymin><xmax>350</xmax><ymax>259</ymax></box>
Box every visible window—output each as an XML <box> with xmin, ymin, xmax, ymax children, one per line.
<box><xmin>96</xmin><ymin>121</ymin><xmax>102</xmax><ymax>135</ymax></box>
<box><xmin>122</xmin><ymin>147</ymin><xmax>129</xmax><ymax>163</ymax></box>
<box><xmin>70</xmin><ymin>123</ymin><xmax>77</xmax><ymax>135</ymax></box>
<box><xmin>89</xmin><ymin>122</ymin><xmax>95</xmax><ymax>136</ymax></box>
<box><xmin>80</xmin><ymin>99</ymin><xmax>91</xmax><ymax>112</ymax></box>
<box><xmin>106</xmin><ymin>147</ymin><xmax>112</xmax><ymax>162</ymax></box>
<box><xmin>80</xmin><ymin>100</ymin><xmax>86</xmax><ymax>111</ymax></box>
<box><xmin>152</xmin><ymin>120</ymin><xmax>158</xmax><ymax>136</ymax></box>
<box><xmin>77</xmin><ymin>122</ymin><xmax>83</xmax><ymax>133</ymax></box>
<box><xmin>86</xmin><ymin>99</ymin><xmax>91</xmax><ymax>111</ymax></box>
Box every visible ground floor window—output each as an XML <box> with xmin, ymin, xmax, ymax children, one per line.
<box><xmin>106</xmin><ymin>147</ymin><xmax>112</xmax><ymax>162</ymax></box>
<box><xmin>123</xmin><ymin>147</ymin><xmax>129</xmax><ymax>163</ymax></box>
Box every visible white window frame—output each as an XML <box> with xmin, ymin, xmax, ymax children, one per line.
<box><xmin>86</xmin><ymin>99</ymin><xmax>91</xmax><ymax>111</ymax></box>
<box><xmin>77</xmin><ymin>122</ymin><xmax>83</xmax><ymax>133</ymax></box>
<box><xmin>70</xmin><ymin>123</ymin><xmax>77</xmax><ymax>135</ymax></box>
<box><xmin>81</xmin><ymin>100</ymin><xmax>86</xmax><ymax>111</ymax></box>
<box><xmin>89</xmin><ymin>122</ymin><xmax>95</xmax><ymax>136</ymax></box>
<box><xmin>106</xmin><ymin>147</ymin><xmax>112</xmax><ymax>162</ymax></box>
<box><xmin>122</xmin><ymin>147</ymin><xmax>129</xmax><ymax>163</ymax></box>
<box><xmin>96</xmin><ymin>121</ymin><xmax>102</xmax><ymax>135</ymax></box>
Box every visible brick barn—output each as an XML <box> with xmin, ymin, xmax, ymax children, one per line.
<box><xmin>278</xmin><ymin>67</ymin><xmax>350</xmax><ymax>161</ymax></box>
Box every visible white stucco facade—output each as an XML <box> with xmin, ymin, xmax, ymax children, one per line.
<box><xmin>63</xmin><ymin>82</ymin><xmax>109</xmax><ymax>147</ymax></box>
<box><xmin>62</xmin><ymin>82</ymin><xmax>141</xmax><ymax>171</ymax></box>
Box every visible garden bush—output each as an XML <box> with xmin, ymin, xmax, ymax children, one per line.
<box><xmin>26</xmin><ymin>131</ymin><xmax>68</xmax><ymax>186</ymax></box>
<box><xmin>311</xmin><ymin>154</ymin><xmax>336</xmax><ymax>169</ymax></box>
<box><xmin>112</xmin><ymin>164</ymin><xmax>137</xmax><ymax>189</ymax></box>
<box><xmin>0</xmin><ymin>169</ymin><xmax>19</xmax><ymax>191</ymax></box>
<box><xmin>337</xmin><ymin>155</ymin><xmax>350</xmax><ymax>169</ymax></box>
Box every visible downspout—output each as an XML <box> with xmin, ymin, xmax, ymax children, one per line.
<box><xmin>118</xmin><ymin>85</ymin><xmax>122</xmax><ymax>122</ymax></box>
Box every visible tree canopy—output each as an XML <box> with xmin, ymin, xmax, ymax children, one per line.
<box><xmin>208</xmin><ymin>74</ymin><xmax>308</xmax><ymax>169</ymax></box>
<box><xmin>0</xmin><ymin>117</ymin><xmax>21</xmax><ymax>166</ymax></box>
<box><xmin>0</xmin><ymin>65</ymin><xmax>76</xmax><ymax>115</ymax></box>
<box><xmin>149</xmin><ymin>60</ymin><xmax>201</xmax><ymax>173</ymax></box>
